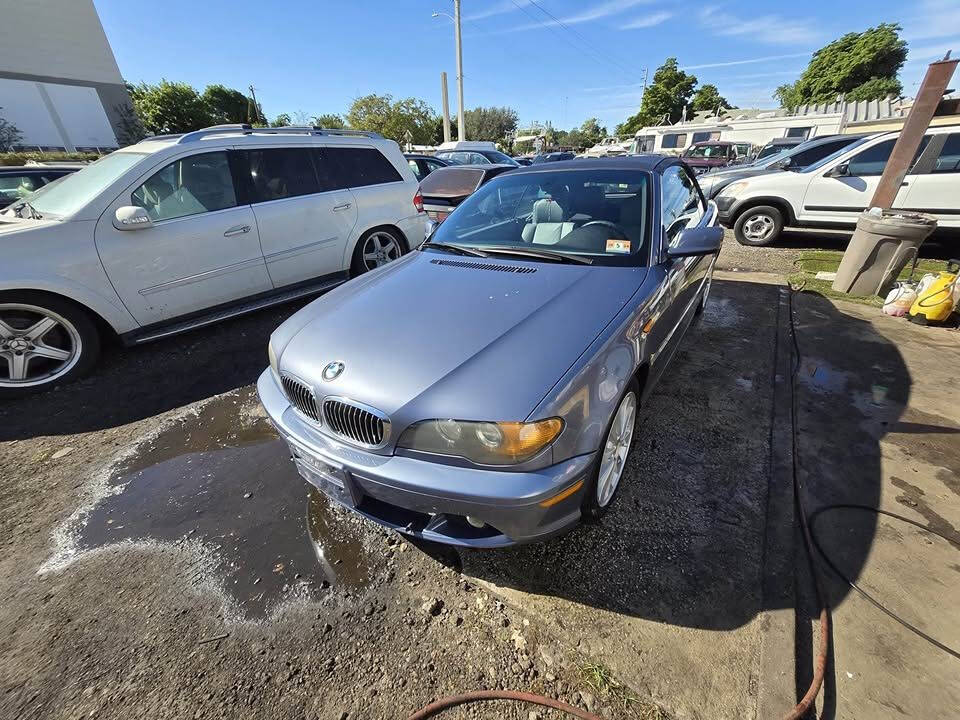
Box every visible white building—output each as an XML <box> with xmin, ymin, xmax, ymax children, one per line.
<box><xmin>631</xmin><ymin>98</ymin><xmax>914</xmax><ymax>155</ymax></box>
<box><xmin>0</xmin><ymin>0</ymin><xmax>131</xmax><ymax>151</ymax></box>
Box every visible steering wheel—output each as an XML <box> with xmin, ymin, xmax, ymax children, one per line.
<box><xmin>580</xmin><ymin>220</ymin><xmax>629</xmax><ymax>238</ymax></box>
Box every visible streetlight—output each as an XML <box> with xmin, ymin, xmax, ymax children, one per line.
<box><xmin>432</xmin><ymin>5</ymin><xmax>465</xmax><ymax>141</ymax></box>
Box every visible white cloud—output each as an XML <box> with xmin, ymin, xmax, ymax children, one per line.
<box><xmin>902</xmin><ymin>0</ymin><xmax>960</xmax><ymax>42</ymax></box>
<box><xmin>561</xmin><ymin>0</ymin><xmax>658</xmax><ymax>25</ymax></box>
<box><xmin>682</xmin><ymin>52</ymin><xmax>812</xmax><ymax>70</ymax></box>
<box><xmin>463</xmin><ymin>0</ymin><xmax>531</xmax><ymax>22</ymax></box>
<box><xmin>699</xmin><ymin>6</ymin><xmax>821</xmax><ymax>45</ymax></box>
<box><xmin>621</xmin><ymin>11</ymin><xmax>672</xmax><ymax>29</ymax></box>
<box><xmin>906</xmin><ymin>38</ymin><xmax>959</xmax><ymax>61</ymax></box>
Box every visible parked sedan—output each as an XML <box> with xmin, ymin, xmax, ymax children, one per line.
<box><xmin>258</xmin><ymin>156</ymin><xmax>722</xmax><ymax>547</ymax></box>
<box><xmin>404</xmin><ymin>153</ymin><xmax>448</xmax><ymax>181</ymax></box>
<box><xmin>0</xmin><ymin>165</ymin><xmax>78</xmax><ymax>209</ymax></box>
<box><xmin>418</xmin><ymin>164</ymin><xmax>515</xmax><ymax>224</ymax></box>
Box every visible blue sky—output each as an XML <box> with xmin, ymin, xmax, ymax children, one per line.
<box><xmin>95</xmin><ymin>0</ymin><xmax>959</xmax><ymax>133</ymax></box>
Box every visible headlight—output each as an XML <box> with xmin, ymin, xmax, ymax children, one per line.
<box><xmin>397</xmin><ymin>418</ymin><xmax>564</xmax><ymax>465</ymax></box>
<box><xmin>720</xmin><ymin>181</ymin><xmax>749</xmax><ymax>198</ymax></box>
<box><xmin>268</xmin><ymin>340</ymin><xmax>279</xmax><ymax>377</ymax></box>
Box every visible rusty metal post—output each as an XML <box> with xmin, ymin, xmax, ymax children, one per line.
<box><xmin>870</xmin><ymin>55</ymin><xmax>958</xmax><ymax>209</ymax></box>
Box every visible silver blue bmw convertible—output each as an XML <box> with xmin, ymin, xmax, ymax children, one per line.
<box><xmin>257</xmin><ymin>156</ymin><xmax>721</xmax><ymax>547</ymax></box>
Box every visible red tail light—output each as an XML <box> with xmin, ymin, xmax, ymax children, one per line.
<box><xmin>413</xmin><ymin>189</ymin><xmax>424</xmax><ymax>213</ymax></box>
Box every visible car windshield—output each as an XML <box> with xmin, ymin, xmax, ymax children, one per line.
<box><xmin>684</xmin><ymin>144</ymin><xmax>727</xmax><ymax>158</ymax></box>
<box><xmin>27</xmin><ymin>152</ymin><xmax>147</xmax><ymax>218</ymax></box>
<box><xmin>482</xmin><ymin>150</ymin><xmax>520</xmax><ymax>166</ymax></box>
<box><xmin>426</xmin><ymin>168</ymin><xmax>651</xmax><ymax>266</ymax></box>
<box><xmin>800</xmin><ymin>136</ymin><xmax>873</xmax><ymax>173</ymax></box>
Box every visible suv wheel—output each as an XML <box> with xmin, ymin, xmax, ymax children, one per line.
<box><xmin>351</xmin><ymin>228</ymin><xmax>405</xmax><ymax>275</ymax></box>
<box><xmin>0</xmin><ymin>292</ymin><xmax>100</xmax><ymax>398</ymax></box>
<box><xmin>734</xmin><ymin>205</ymin><xmax>784</xmax><ymax>246</ymax></box>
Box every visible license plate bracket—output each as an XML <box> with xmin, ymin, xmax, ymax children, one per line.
<box><xmin>288</xmin><ymin>442</ymin><xmax>361</xmax><ymax>508</ymax></box>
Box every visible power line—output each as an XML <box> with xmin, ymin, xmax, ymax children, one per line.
<box><xmin>524</xmin><ymin>0</ymin><xmax>634</xmax><ymax>75</ymax></box>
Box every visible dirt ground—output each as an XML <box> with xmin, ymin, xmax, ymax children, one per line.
<box><xmin>1</xmin><ymin>231</ymin><xmax>957</xmax><ymax>720</ymax></box>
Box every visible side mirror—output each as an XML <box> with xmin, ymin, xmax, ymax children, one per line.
<box><xmin>826</xmin><ymin>162</ymin><xmax>849</xmax><ymax>178</ymax></box>
<box><xmin>775</xmin><ymin>157</ymin><xmax>793</xmax><ymax>170</ymax></box>
<box><xmin>114</xmin><ymin>205</ymin><xmax>152</xmax><ymax>230</ymax></box>
<box><xmin>667</xmin><ymin>225</ymin><xmax>724</xmax><ymax>258</ymax></box>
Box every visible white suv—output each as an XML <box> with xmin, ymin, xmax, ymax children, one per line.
<box><xmin>0</xmin><ymin>124</ymin><xmax>426</xmax><ymax>396</ymax></box>
<box><xmin>716</xmin><ymin>125</ymin><xmax>960</xmax><ymax>245</ymax></box>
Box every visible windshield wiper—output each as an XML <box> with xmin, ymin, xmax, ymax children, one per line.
<box><xmin>475</xmin><ymin>246</ymin><xmax>593</xmax><ymax>265</ymax></box>
<box><xmin>421</xmin><ymin>241</ymin><xmax>489</xmax><ymax>258</ymax></box>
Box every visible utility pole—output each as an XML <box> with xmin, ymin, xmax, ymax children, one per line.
<box><xmin>641</xmin><ymin>67</ymin><xmax>649</xmax><ymax>99</ymax></box>
<box><xmin>248</xmin><ymin>85</ymin><xmax>261</xmax><ymax>125</ymax></box>
<box><xmin>440</xmin><ymin>72</ymin><xmax>452</xmax><ymax>143</ymax></box>
<box><xmin>454</xmin><ymin>0</ymin><xmax>465</xmax><ymax>140</ymax></box>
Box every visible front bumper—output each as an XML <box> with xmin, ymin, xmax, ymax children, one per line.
<box><xmin>715</xmin><ymin>195</ymin><xmax>737</xmax><ymax>225</ymax></box>
<box><xmin>257</xmin><ymin>369</ymin><xmax>594</xmax><ymax>547</ymax></box>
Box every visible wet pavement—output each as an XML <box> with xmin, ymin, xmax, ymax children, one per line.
<box><xmin>75</xmin><ymin>388</ymin><xmax>376</xmax><ymax>620</ymax></box>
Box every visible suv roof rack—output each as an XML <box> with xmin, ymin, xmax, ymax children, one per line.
<box><xmin>140</xmin><ymin>124</ymin><xmax>384</xmax><ymax>144</ymax></box>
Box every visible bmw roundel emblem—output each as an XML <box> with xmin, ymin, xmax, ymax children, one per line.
<box><xmin>322</xmin><ymin>361</ymin><xmax>345</xmax><ymax>381</ymax></box>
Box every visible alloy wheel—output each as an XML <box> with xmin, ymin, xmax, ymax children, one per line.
<box><xmin>0</xmin><ymin>304</ymin><xmax>82</xmax><ymax>388</ymax></box>
<box><xmin>362</xmin><ymin>232</ymin><xmax>401</xmax><ymax>270</ymax></box>
<box><xmin>596</xmin><ymin>391</ymin><xmax>637</xmax><ymax>507</ymax></box>
<box><xmin>743</xmin><ymin>213</ymin><xmax>775</xmax><ymax>242</ymax></box>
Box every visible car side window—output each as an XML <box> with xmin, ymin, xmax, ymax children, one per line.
<box><xmin>426</xmin><ymin>159</ymin><xmax>445</xmax><ymax>173</ymax></box>
<box><xmin>661</xmin><ymin>166</ymin><xmax>704</xmax><ymax>243</ymax></box>
<box><xmin>933</xmin><ymin>133</ymin><xmax>960</xmax><ymax>173</ymax></box>
<box><xmin>845</xmin><ymin>136</ymin><xmax>930</xmax><ymax>176</ymax></box>
<box><xmin>243</xmin><ymin>148</ymin><xmax>320</xmax><ymax>203</ymax></box>
<box><xmin>407</xmin><ymin>159</ymin><xmax>424</xmax><ymax>181</ymax></box>
<box><xmin>132</xmin><ymin>151</ymin><xmax>237</xmax><ymax>222</ymax></box>
<box><xmin>791</xmin><ymin>139</ymin><xmax>849</xmax><ymax>167</ymax></box>
<box><xmin>324</xmin><ymin>146</ymin><xmax>402</xmax><ymax>188</ymax></box>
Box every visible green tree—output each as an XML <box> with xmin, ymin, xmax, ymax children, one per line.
<box><xmin>271</xmin><ymin>113</ymin><xmax>292</xmax><ymax>127</ymax></box>
<box><xmin>462</xmin><ymin>106</ymin><xmax>519</xmax><ymax>143</ymax></box>
<box><xmin>618</xmin><ymin>58</ymin><xmax>697</xmax><ymax>135</ymax></box>
<box><xmin>129</xmin><ymin>80</ymin><xmax>216</xmax><ymax>134</ymax></box>
<box><xmin>346</xmin><ymin>94</ymin><xmax>436</xmax><ymax>144</ymax></box>
<box><xmin>691</xmin><ymin>84</ymin><xmax>732</xmax><ymax>113</ymax></box>
<box><xmin>579</xmin><ymin>118</ymin><xmax>607</xmax><ymax>146</ymax></box>
<box><xmin>313</xmin><ymin>113</ymin><xmax>345</xmax><ymax>129</ymax></box>
<box><xmin>0</xmin><ymin>107</ymin><xmax>24</xmax><ymax>151</ymax></box>
<box><xmin>202</xmin><ymin>84</ymin><xmax>249</xmax><ymax>124</ymax></box>
<box><xmin>775</xmin><ymin>23</ymin><xmax>906</xmax><ymax>109</ymax></box>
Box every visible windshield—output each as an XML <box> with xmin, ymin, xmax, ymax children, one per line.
<box><xmin>482</xmin><ymin>150</ymin><xmax>520</xmax><ymax>166</ymax></box>
<box><xmin>28</xmin><ymin>152</ymin><xmax>147</xmax><ymax>218</ymax></box>
<box><xmin>426</xmin><ymin>168</ymin><xmax>651</xmax><ymax>266</ymax></box>
<box><xmin>800</xmin><ymin>136</ymin><xmax>872</xmax><ymax>173</ymax></box>
<box><xmin>684</xmin><ymin>144</ymin><xmax>728</xmax><ymax>158</ymax></box>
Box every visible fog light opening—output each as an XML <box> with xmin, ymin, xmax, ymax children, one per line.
<box><xmin>465</xmin><ymin>515</ymin><xmax>486</xmax><ymax>529</ymax></box>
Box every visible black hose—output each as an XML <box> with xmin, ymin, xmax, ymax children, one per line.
<box><xmin>808</xmin><ymin>503</ymin><xmax>960</xmax><ymax>661</ymax></box>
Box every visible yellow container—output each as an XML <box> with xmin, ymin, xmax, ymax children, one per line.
<box><xmin>909</xmin><ymin>262</ymin><xmax>959</xmax><ymax>325</ymax></box>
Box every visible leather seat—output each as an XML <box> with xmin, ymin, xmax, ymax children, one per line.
<box><xmin>522</xmin><ymin>198</ymin><xmax>574</xmax><ymax>245</ymax></box>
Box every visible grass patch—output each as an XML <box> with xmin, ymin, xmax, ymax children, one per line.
<box><xmin>577</xmin><ymin>661</ymin><xmax>671</xmax><ymax>718</ymax></box>
<box><xmin>788</xmin><ymin>250</ymin><xmax>950</xmax><ymax>307</ymax></box>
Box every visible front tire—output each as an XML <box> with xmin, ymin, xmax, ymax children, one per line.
<box><xmin>0</xmin><ymin>291</ymin><xmax>100</xmax><ymax>398</ymax></box>
<box><xmin>734</xmin><ymin>205</ymin><xmax>784</xmax><ymax>246</ymax></box>
<box><xmin>351</xmin><ymin>227</ymin><xmax>405</xmax><ymax>276</ymax></box>
<box><xmin>583</xmin><ymin>378</ymin><xmax>640</xmax><ymax>521</ymax></box>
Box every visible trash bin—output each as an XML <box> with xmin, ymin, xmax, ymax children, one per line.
<box><xmin>832</xmin><ymin>209</ymin><xmax>938</xmax><ymax>296</ymax></box>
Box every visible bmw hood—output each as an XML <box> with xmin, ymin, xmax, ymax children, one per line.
<box><xmin>277</xmin><ymin>250</ymin><xmax>645</xmax><ymax>425</ymax></box>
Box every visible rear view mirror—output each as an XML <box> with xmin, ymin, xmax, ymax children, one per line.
<box><xmin>667</xmin><ymin>225</ymin><xmax>724</xmax><ymax>258</ymax></box>
<box><xmin>114</xmin><ymin>205</ymin><xmax>152</xmax><ymax>230</ymax></box>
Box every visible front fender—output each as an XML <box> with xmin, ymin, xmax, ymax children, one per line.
<box><xmin>0</xmin><ymin>274</ymin><xmax>137</xmax><ymax>334</ymax></box>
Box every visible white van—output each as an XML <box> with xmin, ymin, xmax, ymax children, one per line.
<box><xmin>715</xmin><ymin>125</ymin><xmax>960</xmax><ymax>245</ymax></box>
<box><xmin>0</xmin><ymin>124</ymin><xmax>426</xmax><ymax>395</ymax></box>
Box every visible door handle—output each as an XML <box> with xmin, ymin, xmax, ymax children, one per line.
<box><xmin>224</xmin><ymin>225</ymin><xmax>251</xmax><ymax>237</ymax></box>
<box><xmin>332</xmin><ymin>202</ymin><xmax>352</xmax><ymax>211</ymax></box>
<box><xmin>900</xmin><ymin>181</ymin><xmax>909</xmax><ymax>186</ymax></box>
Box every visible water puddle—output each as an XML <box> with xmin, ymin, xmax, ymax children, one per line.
<box><xmin>700</xmin><ymin>296</ymin><xmax>745</xmax><ymax>329</ymax></box>
<box><xmin>77</xmin><ymin>388</ymin><xmax>376</xmax><ymax>620</ymax></box>
<box><xmin>798</xmin><ymin>358</ymin><xmax>851</xmax><ymax>395</ymax></box>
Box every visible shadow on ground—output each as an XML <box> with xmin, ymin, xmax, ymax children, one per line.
<box><xmin>0</xmin><ymin>297</ymin><xmax>312</xmax><ymax>441</ymax></box>
<box><xmin>763</xmin><ymin>228</ymin><xmax>957</xmax><ymax>260</ymax></box>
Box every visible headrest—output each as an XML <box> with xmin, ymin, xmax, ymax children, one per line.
<box><xmin>532</xmin><ymin>197</ymin><xmax>563</xmax><ymax>223</ymax></box>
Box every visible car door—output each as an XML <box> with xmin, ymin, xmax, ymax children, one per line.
<box><xmin>799</xmin><ymin>137</ymin><xmax>925</xmax><ymax>224</ymax></box>
<box><xmin>650</xmin><ymin>165</ymin><xmax>707</xmax><ymax>375</ymax></box>
<box><xmin>238</xmin><ymin>145</ymin><xmax>357</xmax><ymax>289</ymax></box>
<box><xmin>95</xmin><ymin>149</ymin><xmax>272</xmax><ymax>326</ymax></box>
<box><xmin>899</xmin><ymin>131</ymin><xmax>960</xmax><ymax>228</ymax></box>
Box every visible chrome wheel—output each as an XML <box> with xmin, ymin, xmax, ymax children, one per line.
<box><xmin>361</xmin><ymin>231</ymin><xmax>401</xmax><ymax>270</ymax></box>
<box><xmin>0</xmin><ymin>304</ymin><xmax>82</xmax><ymax>388</ymax></box>
<box><xmin>596</xmin><ymin>390</ymin><xmax>637</xmax><ymax>507</ymax></box>
<box><xmin>742</xmin><ymin>213</ymin><xmax>775</xmax><ymax>242</ymax></box>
